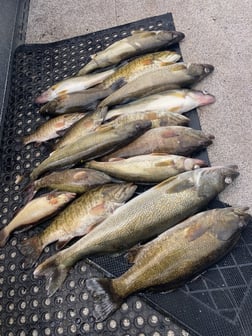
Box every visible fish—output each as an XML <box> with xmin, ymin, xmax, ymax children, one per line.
<box><xmin>105</xmin><ymin>110</ymin><xmax>189</xmax><ymax>127</ymax></box>
<box><xmin>104</xmin><ymin>89</ymin><xmax>216</xmax><ymax>121</ymax></box>
<box><xmin>102</xmin><ymin>126</ymin><xmax>214</xmax><ymax>160</ymax></box>
<box><xmin>33</xmin><ymin>165</ymin><xmax>239</xmax><ymax>296</ymax></box>
<box><xmin>0</xmin><ymin>191</ymin><xmax>76</xmax><ymax>248</ymax></box>
<box><xmin>19</xmin><ymin>183</ymin><xmax>137</xmax><ymax>267</ymax></box>
<box><xmin>39</xmin><ymin>81</ymin><xmax>121</xmax><ymax>115</ymax></box>
<box><xmin>102</xmin><ymin>51</ymin><xmax>181</xmax><ymax>88</ymax></box>
<box><xmin>54</xmin><ymin>108</ymin><xmax>104</xmax><ymax>150</ymax></box>
<box><xmin>99</xmin><ymin>63</ymin><xmax>214</xmax><ymax>108</ymax></box>
<box><xmin>77</xmin><ymin>30</ymin><xmax>185</xmax><ymax>75</ymax></box>
<box><xmin>35</xmin><ymin>68</ymin><xmax>115</xmax><ymax>104</ymax></box>
<box><xmin>24</xmin><ymin>168</ymin><xmax>113</xmax><ymax>202</ymax></box>
<box><xmin>22</xmin><ymin>113</ymin><xmax>84</xmax><ymax>145</ymax></box>
<box><xmin>86</xmin><ymin>206</ymin><xmax>250</xmax><ymax>321</ymax></box>
<box><xmin>30</xmin><ymin>119</ymin><xmax>152</xmax><ymax>180</ymax></box>
<box><xmin>86</xmin><ymin>154</ymin><xmax>206</xmax><ymax>183</ymax></box>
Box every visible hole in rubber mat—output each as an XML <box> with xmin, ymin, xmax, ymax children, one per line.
<box><xmin>0</xmin><ymin>13</ymin><xmax>251</xmax><ymax>336</ymax></box>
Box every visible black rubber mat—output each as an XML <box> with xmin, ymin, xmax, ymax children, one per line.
<box><xmin>0</xmin><ymin>13</ymin><xmax>251</xmax><ymax>336</ymax></box>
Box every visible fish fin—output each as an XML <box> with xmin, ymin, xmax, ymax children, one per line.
<box><xmin>86</xmin><ymin>278</ymin><xmax>123</xmax><ymax>322</ymax></box>
<box><xmin>154</xmin><ymin>176</ymin><xmax>194</xmax><ymax>193</ymax></box>
<box><xmin>56</xmin><ymin>239</ymin><xmax>72</xmax><ymax>250</ymax></box>
<box><xmin>166</xmin><ymin>179</ymin><xmax>195</xmax><ymax>194</ymax></box>
<box><xmin>18</xmin><ymin>236</ymin><xmax>43</xmax><ymax>268</ymax></box>
<box><xmin>34</xmin><ymin>255</ymin><xmax>69</xmax><ymax>297</ymax></box>
<box><xmin>161</xmin><ymin>129</ymin><xmax>179</xmax><ymax>138</ymax></box>
<box><xmin>22</xmin><ymin>181</ymin><xmax>37</xmax><ymax>203</ymax></box>
<box><xmin>73</xmin><ymin>171</ymin><xmax>88</xmax><ymax>181</ymax></box>
<box><xmin>56</xmin><ymin>129</ymin><xmax>66</xmax><ymax>137</ymax></box>
<box><xmin>125</xmin><ymin>244</ymin><xmax>143</xmax><ymax>263</ymax></box>
<box><xmin>110</xmin><ymin>78</ymin><xmax>126</xmax><ymax>92</ymax></box>
<box><xmin>155</xmin><ymin>159</ymin><xmax>175</xmax><ymax>167</ymax></box>
<box><xmin>0</xmin><ymin>228</ymin><xmax>9</xmax><ymax>248</ymax></box>
<box><xmin>185</xmin><ymin>223</ymin><xmax>209</xmax><ymax>242</ymax></box>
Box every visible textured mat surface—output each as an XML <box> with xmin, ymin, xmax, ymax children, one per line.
<box><xmin>0</xmin><ymin>13</ymin><xmax>251</xmax><ymax>336</ymax></box>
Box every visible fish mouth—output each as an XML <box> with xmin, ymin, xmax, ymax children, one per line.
<box><xmin>233</xmin><ymin>207</ymin><xmax>252</xmax><ymax>228</ymax></box>
<box><xmin>202</xmin><ymin>64</ymin><xmax>215</xmax><ymax>74</ymax></box>
<box><xmin>171</xmin><ymin>31</ymin><xmax>185</xmax><ymax>43</ymax></box>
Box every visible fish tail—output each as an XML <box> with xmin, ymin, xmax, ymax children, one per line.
<box><xmin>0</xmin><ymin>228</ymin><xmax>9</xmax><ymax>248</ymax></box>
<box><xmin>18</xmin><ymin>236</ymin><xmax>43</xmax><ymax>268</ymax></box>
<box><xmin>34</xmin><ymin>255</ymin><xmax>69</xmax><ymax>297</ymax></box>
<box><xmin>86</xmin><ymin>278</ymin><xmax>123</xmax><ymax>322</ymax></box>
<box><xmin>22</xmin><ymin>182</ymin><xmax>37</xmax><ymax>203</ymax></box>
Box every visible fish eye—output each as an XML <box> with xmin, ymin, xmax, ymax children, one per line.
<box><xmin>225</xmin><ymin>177</ymin><xmax>233</xmax><ymax>184</ymax></box>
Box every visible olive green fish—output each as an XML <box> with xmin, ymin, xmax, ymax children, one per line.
<box><xmin>0</xmin><ymin>191</ymin><xmax>76</xmax><ymax>248</ymax></box>
<box><xmin>25</xmin><ymin>168</ymin><xmax>113</xmax><ymax>202</ymax></box>
<box><xmin>77</xmin><ymin>30</ymin><xmax>185</xmax><ymax>75</ymax></box>
<box><xmin>86</xmin><ymin>206</ymin><xmax>250</xmax><ymax>321</ymax></box>
<box><xmin>102</xmin><ymin>51</ymin><xmax>181</xmax><ymax>88</ymax></box>
<box><xmin>35</xmin><ymin>68</ymin><xmax>115</xmax><ymax>103</ymax></box>
<box><xmin>54</xmin><ymin>108</ymin><xmax>104</xmax><ymax>150</ymax></box>
<box><xmin>86</xmin><ymin>154</ymin><xmax>206</xmax><ymax>183</ymax></box>
<box><xmin>19</xmin><ymin>183</ymin><xmax>137</xmax><ymax>267</ymax></box>
<box><xmin>104</xmin><ymin>89</ymin><xmax>216</xmax><ymax>121</ymax></box>
<box><xmin>22</xmin><ymin>113</ymin><xmax>84</xmax><ymax>145</ymax></box>
<box><xmin>102</xmin><ymin>126</ymin><xmax>214</xmax><ymax>160</ymax></box>
<box><xmin>33</xmin><ymin>165</ymin><xmax>239</xmax><ymax>296</ymax></box>
<box><xmin>30</xmin><ymin>119</ymin><xmax>152</xmax><ymax>180</ymax></box>
<box><xmin>99</xmin><ymin>63</ymin><xmax>214</xmax><ymax>108</ymax></box>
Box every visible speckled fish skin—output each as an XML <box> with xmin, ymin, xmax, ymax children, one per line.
<box><xmin>0</xmin><ymin>192</ymin><xmax>76</xmax><ymax>248</ymax></box>
<box><xmin>39</xmin><ymin>85</ymin><xmax>116</xmax><ymax>115</ymax></box>
<box><xmin>30</xmin><ymin>119</ymin><xmax>152</xmax><ymax>180</ymax></box>
<box><xmin>33</xmin><ymin>165</ymin><xmax>239</xmax><ymax>296</ymax></box>
<box><xmin>104</xmin><ymin>89</ymin><xmax>216</xmax><ymax>120</ymax></box>
<box><xmin>35</xmin><ymin>68</ymin><xmax>115</xmax><ymax>104</ymax></box>
<box><xmin>19</xmin><ymin>183</ymin><xmax>137</xmax><ymax>268</ymax></box>
<box><xmin>77</xmin><ymin>30</ymin><xmax>185</xmax><ymax>75</ymax></box>
<box><xmin>99</xmin><ymin>63</ymin><xmax>214</xmax><ymax>108</ymax></box>
<box><xmin>106</xmin><ymin>110</ymin><xmax>189</xmax><ymax>128</ymax></box>
<box><xmin>54</xmin><ymin>108</ymin><xmax>104</xmax><ymax>150</ymax></box>
<box><xmin>102</xmin><ymin>126</ymin><xmax>214</xmax><ymax>160</ymax></box>
<box><xmin>25</xmin><ymin>168</ymin><xmax>113</xmax><ymax>202</ymax></box>
<box><xmin>86</xmin><ymin>206</ymin><xmax>250</xmax><ymax>321</ymax></box>
<box><xmin>102</xmin><ymin>51</ymin><xmax>181</xmax><ymax>88</ymax></box>
<box><xmin>86</xmin><ymin>154</ymin><xmax>206</xmax><ymax>183</ymax></box>
<box><xmin>22</xmin><ymin>113</ymin><xmax>84</xmax><ymax>145</ymax></box>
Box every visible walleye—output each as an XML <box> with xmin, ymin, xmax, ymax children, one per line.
<box><xmin>33</xmin><ymin>165</ymin><xmax>239</xmax><ymax>296</ymax></box>
<box><xmin>77</xmin><ymin>30</ymin><xmax>185</xmax><ymax>75</ymax></box>
<box><xmin>0</xmin><ymin>192</ymin><xmax>76</xmax><ymax>248</ymax></box>
<box><xmin>102</xmin><ymin>51</ymin><xmax>181</xmax><ymax>88</ymax></box>
<box><xmin>24</xmin><ymin>168</ymin><xmax>113</xmax><ymax>202</ymax></box>
<box><xmin>102</xmin><ymin>126</ymin><xmax>214</xmax><ymax>160</ymax></box>
<box><xmin>19</xmin><ymin>183</ymin><xmax>137</xmax><ymax>267</ymax></box>
<box><xmin>105</xmin><ymin>89</ymin><xmax>216</xmax><ymax>121</ymax></box>
<box><xmin>22</xmin><ymin>113</ymin><xmax>84</xmax><ymax>145</ymax></box>
<box><xmin>86</xmin><ymin>154</ymin><xmax>206</xmax><ymax>183</ymax></box>
<box><xmin>35</xmin><ymin>68</ymin><xmax>115</xmax><ymax>104</ymax></box>
<box><xmin>99</xmin><ymin>63</ymin><xmax>214</xmax><ymax>108</ymax></box>
<box><xmin>39</xmin><ymin>82</ymin><xmax>121</xmax><ymax>115</ymax></box>
<box><xmin>106</xmin><ymin>110</ymin><xmax>189</xmax><ymax>128</ymax></box>
<box><xmin>30</xmin><ymin>120</ymin><xmax>152</xmax><ymax>180</ymax></box>
<box><xmin>54</xmin><ymin>108</ymin><xmax>104</xmax><ymax>150</ymax></box>
<box><xmin>86</xmin><ymin>206</ymin><xmax>250</xmax><ymax>321</ymax></box>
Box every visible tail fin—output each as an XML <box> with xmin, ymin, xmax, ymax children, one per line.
<box><xmin>0</xmin><ymin>228</ymin><xmax>9</xmax><ymax>248</ymax></box>
<box><xmin>86</xmin><ymin>278</ymin><xmax>122</xmax><ymax>322</ymax></box>
<box><xmin>34</xmin><ymin>255</ymin><xmax>69</xmax><ymax>297</ymax></box>
<box><xmin>22</xmin><ymin>182</ymin><xmax>37</xmax><ymax>203</ymax></box>
<box><xmin>18</xmin><ymin>236</ymin><xmax>43</xmax><ymax>268</ymax></box>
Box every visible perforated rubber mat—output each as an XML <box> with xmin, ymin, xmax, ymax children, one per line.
<box><xmin>0</xmin><ymin>13</ymin><xmax>252</xmax><ymax>336</ymax></box>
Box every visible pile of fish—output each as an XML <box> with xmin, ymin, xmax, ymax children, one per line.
<box><xmin>0</xmin><ymin>29</ymin><xmax>250</xmax><ymax>323</ymax></box>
